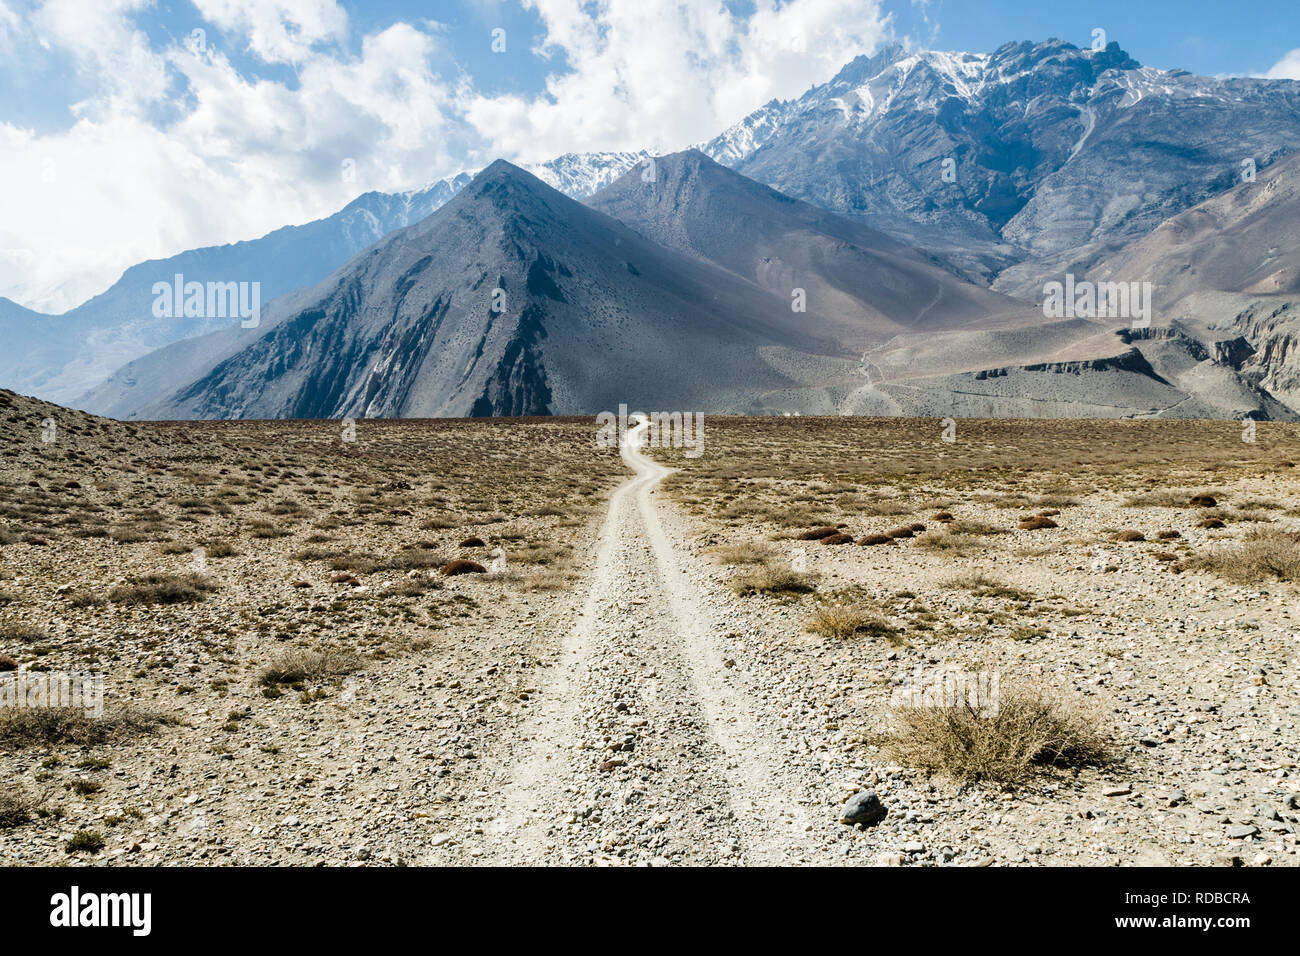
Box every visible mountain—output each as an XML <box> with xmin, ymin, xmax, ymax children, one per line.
<box><xmin>0</xmin><ymin>174</ymin><xmax>470</xmax><ymax>404</ymax></box>
<box><xmin>586</xmin><ymin>149</ymin><xmax>1029</xmax><ymax>343</ymax></box>
<box><xmin>1091</xmin><ymin>151</ymin><xmax>1300</xmax><ymax>317</ymax></box>
<box><xmin>93</xmin><ymin>161</ymin><xmax>871</xmax><ymax>420</ymax></box>
<box><xmin>85</xmin><ymin>151</ymin><xmax>1300</xmax><ymax>422</ymax></box>
<box><xmin>701</xmin><ymin>40</ymin><xmax>1300</xmax><ymax>288</ymax></box>
<box><xmin>530</xmin><ymin>151</ymin><xmax>651</xmax><ymax>198</ymax></box>
<box><xmin>2</xmin><ymin>151</ymin><xmax>648</xmax><ymax>406</ymax></box>
<box><xmin>1083</xmin><ymin>152</ymin><xmax>1300</xmax><ymax>413</ymax></box>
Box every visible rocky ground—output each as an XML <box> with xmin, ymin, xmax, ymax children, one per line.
<box><xmin>1</xmin><ymin>397</ymin><xmax>1297</xmax><ymax>866</ymax></box>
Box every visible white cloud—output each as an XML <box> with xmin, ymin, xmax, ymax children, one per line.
<box><xmin>0</xmin><ymin>0</ymin><xmax>890</xmax><ymax>313</ymax></box>
<box><xmin>459</xmin><ymin>0</ymin><xmax>890</xmax><ymax>164</ymax></box>
<box><xmin>0</xmin><ymin>6</ymin><xmax>462</xmax><ymax>312</ymax></box>
<box><xmin>31</xmin><ymin>0</ymin><xmax>171</xmax><ymax>116</ymax></box>
<box><xmin>0</xmin><ymin>0</ymin><xmax>20</xmax><ymax>48</ymax></box>
<box><xmin>193</xmin><ymin>0</ymin><xmax>349</xmax><ymax>64</ymax></box>
<box><xmin>1265</xmin><ymin>48</ymin><xmax>1300</xmax><ymax>80</ymax></box>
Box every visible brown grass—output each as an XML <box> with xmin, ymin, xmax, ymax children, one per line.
<box><xmin>807</xmin><ymin>604</ymin><xmax>903</xmax><ymax>643</ymax></box>
<box><xmin>0</xmin><ymin>706</ymin><xmax>171</xmax><ymax>749</ymax></box>
<box><xmin>881</xmin><ymin>679</ymin><xmax>1110</xmax><ymax>783</ymax></box>
<box><xmin>1184</xmin><ymin>530</ymin><xmax>1300</xmax><ymax>583</ymax></box>
<box><xmin>709</xmin><ymin>543</ymin><xmax>776</xmax><ymax>565</ymax></box>
<box><xmin>259</xmin><ymin>649</ymin><xmax>361</xmax><ymax>687</ymax></box>
<box><xmin>109</xmin><ymin>572</ymin><xmax>217</xmax><ymax>605</ymax></box>
<box><xmin>1018</xmin><ymin>515</ymin><xmax>1058</xmax><ymax>530</ymax></box>
<box><xmin>729</xmin><ymin>566</ymin><xmax>815</xmax><ymax>596</ymax></box>
<box><xmin>797</xmin><ymin>526</ymin><xmax>841</xmax><ymax>541</ymax></box>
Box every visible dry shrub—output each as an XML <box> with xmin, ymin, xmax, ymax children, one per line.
<box><xmin>807</xmin><ymin>605</ymin><xmax>903</xmax><ymax>644</ymax></box>
<box><xmin>860</xmin><ymin>498</ymin><xmax>911</xmax><ymax>516</ymax></box>
<box><xmin>439</xmin><ymin>559</ymin><xmax>486</xmax><ymax>576</ymax></box>
<box><xmin>1018</xmin><ymin>515</ymin><xmax>1057</xmax><ymax>530</ymax></box>
<box><xmin>458</xmin><ymin>537</ymin><xmax>487</xmax><ymax>548</ymax></box>
<box><xmin>259</xmin><ymin>649</ymin><xmax>360</xmax><ymax>687</ymax></box>
<box><xmin>522</xmin><ymin>570</ymin><xmax>571</xmax><ymax>591</ymax></box>
<box><xmin>1184</xmin><ymin>530</ymin><xmax>1300</xmax><ymax>583</ymax></box>
<box><xmin>0</xmin><ymin>620</ymin><xmax>46</xmax><ymax>643</ymax></box>
<box><xmin>0</xmin><ymin>791</ymin><xmax>33</xmax><ymax>828</ymax></box>
<box><xmin>819</xmin><ymin>532</ymin><xmax>854</xmax><ymax>546</ymax></box>
<box><xmin>710</xmin><ymin>543</ymin><xmax>775</xmax><ymax>565</ymax></box>
<box><xmin>0</xmin><ymin>707</ymin><xmax>170</xmax><ymax>749</ymax></box>
<box><xmin>729</xmin><ymin>566</ymin><xmax>815</xmax><ymax>596</ymax></box>
<box><xmin>914</xmin><ymin>531</ymin><xmax>982</xmax><ymax>555</ymax></box>
<box><xmin>109</xmin><ymin>573</ymin><xmax>216</xmax><ymax>605</ymax></box>
<box><xmin>859</xmin><ymin>533</ymin><xmax>896</xmax><ymax>547</ymax></box>
<box><xmin>797</xmin><ymin>526</ymin><xmax>841</xmax><ymax>541</ymax></box>
<box><xmin>882</xmin><ymin>679</ymin><xmax>1110</xmax><ymax>784</ymax></box>
<box><xmin>1123</xmin><ymin>490</ymin><xmax>1187</xmax><ymax>508</ymax></box>
<box><xmin>382</xmin><ymin>549</ymin><xmax>445</xmax><ymax>571</ymax></box>
<box><xmin>1109</xmin><ymin>530</ymin><xmax>1145</xmax><ymax>542</ymax></box>
<box><xmin>941</xmin><ymin>571</ymin><xmax>1033</xmax><ymax>601</ymax></box>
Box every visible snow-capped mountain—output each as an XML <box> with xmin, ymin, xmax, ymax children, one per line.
<box><xmin>9</xmin><ymin>36</ymin><xmax>1300</xmax><ymax>420</ymax></box>
<box><xmin>0</xmin><ymin>153</ymin><xmax>643</xmax><ymax>405</ymax></box>
<box><xmin>701</xmin><ymin>40</ymin><xmax>1300</xmax><ymax>286</ymax></box>
<box><xmin>528</xmin><ymin>151</ymin><xmax>650</xmax><ymax>198</ymax></box>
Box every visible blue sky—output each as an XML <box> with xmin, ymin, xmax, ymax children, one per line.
<box><xmin>1</xmin><ymin>0</ymin><xmax>1297</xmax><ymax>313</ymax></box>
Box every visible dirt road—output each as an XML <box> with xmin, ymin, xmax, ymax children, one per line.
<box><xmin>474</xmin><ymin>418</ymin><xmax>834</xmax><ymax>865</ymax></box>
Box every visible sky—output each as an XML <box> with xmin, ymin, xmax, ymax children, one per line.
<box><xmin>1</xmin><ymin>0</ymin><xmax>1298</xmax><ymax>314</ymax></box>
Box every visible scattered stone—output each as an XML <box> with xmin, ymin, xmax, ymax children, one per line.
<box><xmin>840</xmin><ymin>790</ymin><xmax>887</xmax><ymax>827</ymax></box>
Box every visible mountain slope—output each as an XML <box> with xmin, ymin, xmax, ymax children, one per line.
<box><xmin>117</xmin><ymin>162</ymin><xmax>859</xmax><ymax>420</ymax></box>
<box><xmin>1085</xmin><ymin>153</ymin><xmax>1300</xmax><ymax>415</ymax></box>
<box><xmin>586</xmin><ymin>149</ymin><xmax>1032</xmax><ymax>345</ymax></box>
<box><xmin>4</xmin><ymin>151</ymin><xmax>649</xmax><ymax>406</ymax></box>
<box><xmin>701</xmin><ymin>40</ymin><xmax>1300</xmax><ymax>287</ymax></box>
<box><xmin>0</xmin><ymin>174</ymin><xmax>471</xmax><ymax>404</ymax></box>
<box><xmin>1091</xmin><ymin>151</ymin><xmax>1300</xmax><ymax>315</ymax></box>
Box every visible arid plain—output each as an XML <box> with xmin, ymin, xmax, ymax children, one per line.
<box><xmin>1</xmin><ymin>389</ymin><xmax>1297</xmax><ymax>866</ymax></box>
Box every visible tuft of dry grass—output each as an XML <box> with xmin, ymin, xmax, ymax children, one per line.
<box><xmin>0</xmin><ymin>619</ymin><xmax>46</xmax><ymax>643</ymax></box>
<box><xmin>914</xmin><ymin>531</ymin><xmax>982</xmax><ymax>555</ymax></box>
<box><xmin>729</xmin><ymin>566</ymin><xmax>815</xmax><ymax>596</ymax></box>
<box><xmin>881</xmin><ymin>678</ymin><xmax>1110</xmax><ymax>783</ymax></box>
<box><xmin>1018</xmin><ymin>515</ymin><xmax>1058</xmax><ymax>530</ymax></box>
<box><xmin>109</xmin><ymin>572</ymin><xmax>217</xmax><ymax>605</ymax></box>
<box><xmin>807</xmin><ymin>604</ymin><xmax>904</xmax><ymax>644</ymax></box>
<box><xmin>0</xmin><ymin>791</ymin><xmax>33</xmax><ymax>829</ymax></box>
<box><xmin>1184</xmin><ymin>529</ymin><xmax>1300</xmax><ymax>583</ymax></box>
<box><xmin>941</xmin><ymin>571</ymin><xmax>1034</xmax><ymax>602</ymax></box>
<box><xmin>0</xmin><ymin>706</ymin><xmax>171</xmax><ymax>750</ymax></box>
<box><xmin>709</xmin><ymin>543</ymin><xmax>776</xmax><ymax>565</ymax></box>
<box><xmin>259</xmin><ymin>649</ymin><xmax>361</xmax><ymax>687</ymax></box>
<box><xmin>1109</xmin><ymin>530</ymin><xmax>1146</xmax><ymax>542</ymax></box>
<box><xmin>796</xmin><ymin>526</ymin><xmax>841</xmax><ymax>541</ymax></box>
